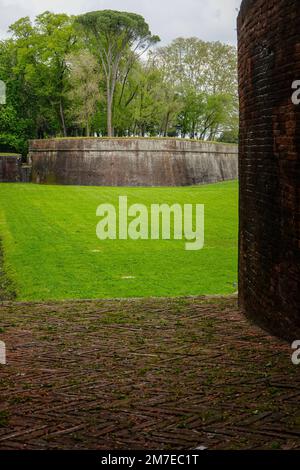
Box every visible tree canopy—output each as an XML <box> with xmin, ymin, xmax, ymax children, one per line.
<box><xmin>76</xmin><ymin>10</ymin><xmax>160</xmax><ymax>136</ymax></box>
<box><xmin>0</xmin><ymin>10</ymin><xmax>238</xmax><ymax>155</ymax></box>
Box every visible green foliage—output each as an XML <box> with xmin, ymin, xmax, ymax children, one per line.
<box><xmin>0</xmin><ymin>181</ymin><xmax>238</xmax><ymax>301</ymax></box>
<box><xmin>0</xmin><ymin>105</ymin><xmax>30</xmax><ymax>153</ymax></box>
<box><xmin>0</xmin><ymin>11</ymin><xmax>238</xmax><ymax>150</ymax></box>
<box><xmin>152</xmin><ymin>38</ymin><xmax>238</xmax><ymax>139</ymax></box>
<box><xmin>77</xmin><ymin>10</ymin><xmax>159</xmax><ymax>48</ymax></box>
<box><xmin>67</xmin><ymin>50</ymin><xmax>101</xmax><ymax>136</ymax></box>
<box><xmin>3</xmin><ymin>11</ymin><xmax>79</xmax><ymax>143</ymax></box>
<box><xmin>77</xmin><ymin>10</ymin><xmax>160</xmax><ymax>136</ymax></box>
<box><xmin>218</xmin><ymin>130</ymin><xmax>239</xmax><ymax>144</ymax></box>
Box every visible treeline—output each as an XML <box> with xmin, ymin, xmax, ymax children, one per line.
<box><xmin>0</xmin><ymin>10</ymin><xmax>238</xmax><ymax>155</ymax></box>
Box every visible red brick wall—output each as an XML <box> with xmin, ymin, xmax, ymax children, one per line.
<box><xmin>238</xmin><ymin>0</ymin><xmax>300</xmax><ymax>340</ymax></box>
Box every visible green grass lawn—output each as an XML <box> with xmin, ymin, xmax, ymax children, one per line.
<box><xmin>0</xmin><ymin>181</ymin><xmax>238</xmax><ymax>301</ymax></box>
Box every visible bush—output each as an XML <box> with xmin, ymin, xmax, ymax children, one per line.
<box><xmin>217</xmin><ymin>130</ymin><xmax>239</xmax><ymax>144</ymax></box>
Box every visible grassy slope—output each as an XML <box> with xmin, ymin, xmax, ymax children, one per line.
<box><xmin>0</xmin><ymin>181</ymin><xmax>238</xmax><ymax>301</ymax></box>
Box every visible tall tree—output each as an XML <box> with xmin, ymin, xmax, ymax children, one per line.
<box><xmin>152</xmin><ymin>37</ymin><xmax>238</xmax><ymax>140</ymax></box>
<box><xmin>9</xmin><ymin>12</ymin><xmax>78</xmax><ymax>137</ymax></box>
<box><xmin>77</xmin><ymin>10</ymin><xmax>160</xmax><ymax>136</ymax></box>
<box><xmin>32</xmin><ymin>12</ymin><xmax>78</xmax><ymax>137</ymax></box>
<box><xmin>67</xmin><ymin>51</ymin><xmax>101</xmax><ymax>136</ymax></box>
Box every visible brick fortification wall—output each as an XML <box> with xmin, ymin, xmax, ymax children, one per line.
<box><xmin>0</xmin><ymin>155</ymin><xmax>22</xmax><ymax>182</ymax></box>
<box><xmin>238</xmin><ymin>0</ymin><xmax>300</xmax><ymax>340</ymax></box>
<box><xmin>29</xmin><ymin>138</ymin><xmax>238</xmax><ymax>187</ymax></box>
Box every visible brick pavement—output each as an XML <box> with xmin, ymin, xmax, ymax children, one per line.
<box><xmin>0</xmin><ymin>296</ymin><xmax>299</xmax><ymax>450</ymax></box>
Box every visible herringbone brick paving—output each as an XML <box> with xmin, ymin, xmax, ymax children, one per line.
<box><xmin>0</xmin><ymin>296</ymin><xmax>299</xmax><ymax>450</ymax></box>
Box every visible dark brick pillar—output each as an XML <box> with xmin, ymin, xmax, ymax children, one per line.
<box><xmin>238</xmin><ymin>0</ymin><xmax>300</xmax><ymax>341</ymax></box>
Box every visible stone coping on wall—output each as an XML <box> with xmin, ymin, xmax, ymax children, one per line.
<box><xmin>29</xmin><ymin>138</ymin><xmax>238</xmax><ymax>155</ymax></box>
<box><xmin>30</xmin><ymin>136</ymin><xmax>237</xmax><ymax>144</ymax></box>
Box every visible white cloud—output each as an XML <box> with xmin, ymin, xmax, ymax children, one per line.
<box><xmin>0</xmin><ymin>0</ymin><xmax>242</xmax><ymax>45</ymax></box>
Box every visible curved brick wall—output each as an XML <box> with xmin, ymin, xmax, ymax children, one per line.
<box><xmin>29</xmin><ymin>138</ymin><xmax>238</xmax><ymax>187</ymax></box>
<box><xmin>238</xmin><ymin>0</ymin><xmax>300</xmax><ymax>340</ymax></box>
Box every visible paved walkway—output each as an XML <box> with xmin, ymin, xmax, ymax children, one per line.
<box><xmin>0</xmin><ymin>296</ymin><xmax>299</xmax><ymax>450</ymax></box>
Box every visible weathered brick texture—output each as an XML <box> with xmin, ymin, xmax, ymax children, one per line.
<box><xmin>29</xmin><ymin>138</ymin><xmax>238</xmax><ymax>187</ymax></box>
<box><xmin>238</xmin><ymin>0</ymin><xmax>300</xmax><ymax>340</ymax></box>
<box><xmin>0</xmin><ymin>155</ymin><xmax>21</xmax><ymax>182</ymax></box>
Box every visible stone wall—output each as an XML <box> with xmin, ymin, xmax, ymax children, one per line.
<box><xmin>0</xmin><ymin>154</ymin><xmax>22</xmax><ymax>182</ymax></box>
<box><xmin>29</xmin><ymin>138</ymin><xmax>238</xmax><ymax>187</ymax></box>
<box><xmin>238</xmin><ymin>0</ymin><xmax>300</xmax><ymax>340</ymax></box>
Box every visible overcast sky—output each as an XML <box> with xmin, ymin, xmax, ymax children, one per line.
<box><xmin>0</xmin><ymin>0</ymin><xmax>242</xmax><ymax>45</ymax></box>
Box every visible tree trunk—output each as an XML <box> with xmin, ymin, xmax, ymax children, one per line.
<box><xmin>106</xmin><ymin>75</ymin><xmax>115</xmax><ymax>137</ymax></box>
<box><xmin>59</xmin><ymin>99</ymin><xmax>67</xmax><ymax>137</ymax></box>
<box><xmin>107</xmin><ymin>95</ymin><xmax>113</xmax><ymax>137</ymax></box>
<box><xmin>164</xmin><ymin>112</ymin><xmax>170</xmax><ymax>137</ymax></box>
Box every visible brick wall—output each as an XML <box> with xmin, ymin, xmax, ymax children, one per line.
<box><xmin>0</xmin><ymin>155</ymin><xmax>21</xmax><ymax>182</ymax></box>
<box><xmin>29</xmin><ymin>138</ymin><xmax>238</xmax><ymax>187</ymax></box>
<box><xmin>238</xmin><ymin>0</ymin><xmax>300</xmax><ymax>340</ymax></box>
